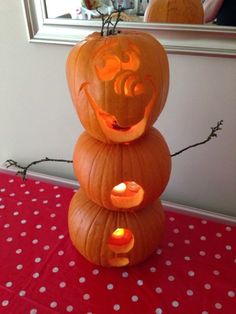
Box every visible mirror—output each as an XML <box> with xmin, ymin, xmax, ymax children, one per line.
<box><xmin>22</xmin><ymin>0</ymin><xmax>236</xmax><ymax>56</ymax></box>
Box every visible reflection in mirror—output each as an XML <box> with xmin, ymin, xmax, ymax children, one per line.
<box><xmin>45</xmin><ymin>0</ymin><xmax>148</xmax><ymax>21</ymax></box>
<box><xmin>22</xmin><ymin>0</ymin><xmax>236</xmax><ymax>56</ymax></box>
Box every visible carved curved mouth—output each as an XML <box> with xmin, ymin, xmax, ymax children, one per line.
<box><xmin>80</xmin><ymin>81</ymin><xmax>156</xmax><ymax>142</ymax></box>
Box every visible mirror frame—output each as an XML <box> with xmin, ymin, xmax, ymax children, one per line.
<box><xmin>22</xmin><ymin>0</ymin><xmax>236</xmax><ymax>57</ymax></box>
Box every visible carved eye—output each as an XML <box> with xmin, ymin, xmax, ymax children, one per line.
<box><xmin>95</xmin><ymin>55</ymin><xmax>121</xmax><ymax>81</ymax></box>
<box><xmin>114</xmin><ymin>71</ymin><xmax>144</xmax><ymax>97</ymax></box>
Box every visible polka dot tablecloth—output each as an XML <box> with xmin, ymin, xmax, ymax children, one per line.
<box><xmin>0</xmin><ymin>171</ymin><xmax>235</xmax><ymax>314</ymax></box>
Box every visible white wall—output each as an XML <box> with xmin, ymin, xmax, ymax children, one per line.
<box><xmin>1</xmin><ymin>2</ymin><xmax>236</xmax><ymax>216</ymax></box>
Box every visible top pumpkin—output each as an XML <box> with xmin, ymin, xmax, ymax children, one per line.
<box><xmin>66</xmin><ymin>31</ymin><xmax>169</xmax><ymax>143</ymax></box>
<box><xmin>144</xmin><ymin>0</ymin><xmax>204</xmax><ymax>24</ymax></box>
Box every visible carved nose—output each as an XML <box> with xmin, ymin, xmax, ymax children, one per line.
<box><xmin>114</xmin><ymin>71</ymin><xmax>144</xmax><ymax>97</ymax></box>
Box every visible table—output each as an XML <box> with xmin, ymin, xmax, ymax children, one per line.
<box><xmin>0</xmin><ymin>169</ymin><xmax>235</xmax><ymax>314</ymax></box>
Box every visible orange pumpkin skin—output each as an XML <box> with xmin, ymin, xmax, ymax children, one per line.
<box><xmin>73</xmin><ymin>128</ymin><xmax>171</xmax><ymax>211</ymax></box>
<box><xmin>66</xmin><ymin>31</ymin><xmax>169</xmax><ymax>143</ymax></box>
<box><xmin>68</xmin><ymin>189</ymin><xmax>165</xmax><ymax>267</ymax></box>
<box><xmin>144</xmin><ymin>0</ymin><xmax>204</xmax><ymax>24</ymax></box>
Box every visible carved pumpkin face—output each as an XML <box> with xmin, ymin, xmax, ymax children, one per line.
<box><xmin>66</xmin><ymin>31</ymin><xmax>169</xmax><ymax>143</ymax></box>
<box><xmin>68</xmin><ymin>189</ymin><xmax>165</xmax><ymax>267</ymax></box>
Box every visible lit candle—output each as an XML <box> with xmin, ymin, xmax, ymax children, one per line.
<box><xmin>108</xmin><ymin>228</ymin><xmax>133</xmax><ymax>246</ymax></box>
<box><xmin>112</xmin><ymin>182</ymin><xmax>127</xmax><ymax>196</ymax></box>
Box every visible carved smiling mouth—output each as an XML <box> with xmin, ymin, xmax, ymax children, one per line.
<box><xmin>80</xmin><ymin>81</ymin><xmax>156</xmax><ymax>143</ymax></box>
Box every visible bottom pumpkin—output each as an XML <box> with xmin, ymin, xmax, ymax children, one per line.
<box><xmin>68</xmin><ymin>189</ymin><xmax>165</xmax><ymax>267</ymax></box>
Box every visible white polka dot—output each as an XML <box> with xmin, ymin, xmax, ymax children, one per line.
<box><xmin>9</xmin><ymin>179</ymin><xmax>14</xmax><ymax>183</ymax></box>
<box><xmin>19</xmin><ymin>290</ymin><xmax>26</xmax><ymax>296</ymax></box>
<box><xmin>32</xmin><ymin>239</ymin><xmax>39</xmax><ymax>244</ymax></box>
<box><xmin>173</xmin><ymin>228</ymin><xmax>180</xmax><ymax>234</ymax></box>
<box><xmin>216</xmin><ymin>232</ymin><xmax>222</xmax><ymax>238</ymax></box>
<box><xmin>188</xmin><ymin>224</ymin><xmax>195</xmax><ymax>230</ymax></box>
<box><xmin>50</xmin><ymin>302</ymin><xmax>57</xmax><ymax>308</ymax></box>
<box><xmin>4</xmin><ymin>223</ymin><xmax>10</xmax><ymax>228</ymax></box>
<box><xmin>79</xmin><ymin>277</ymin><xmax>86</xmax><ymax>283</ymax></box>
<box><xmin>165</xmin><ymin>260</ymin><xmax>172</xmax><ymax>266</ymax></box>
<box><xmin>169</xmin><ymin>216</ymin><xmax>175</xmax><ymax>221</ymax></box>
<box><xmin>58</xmin><ymin>234</ymin><xmax>64</xmax><ymax>239</ymax></box>
<box><xmin>225</xmin><ymin>245</ymin><xmax>232</xmax><ymax>251</ymax></box>
<box><xmin>53</xmin><ymin>185</ymin><xmax>59</xmax><ymax>189</ymax></box>
<box><xmin>200</xmin><ymin>235</ymin><xmax>207</xmax><ymax>241</ymax></box>
<box><xmin>215</xmin><ymin>303</ymin><xmax>222</xmax><ymax>309</ymax></box>
<box><xmin>51</xmin><ymin>226</ymin><xmax>57</xmax><ymax>231</ymax></box>
<box><xmin>83</xmin><ymin>293</ymin><xmax>90</xmax><ymax>300</ymax></box>
<box><xmin>58</xmin><ymin>250</ymin><xmax>64</xmax><ymax>256</ymax></box>
<box><xmin>34</xmin><ymin>257</ymin><xmax>41</xmax><ymax>263</ymax></box>
<box><xmin>52</xmin><ymin>267</ymin><xmax>59</xmax><ymax>273</ymax></box>
<box><xmin>184</xmin><ymin>239</ymin><xmax>191</xmax><ymax>244</ymax></box>
<box><xmin>6</xmin><ymin>237</ymin><xmax>13</xmax><ymax>242</ymax></box>
<box><xmin>56</xmin><ymin>203</ymin><xmax>62</xmax><ymax>208</ymax></box>
<box><xmin>202</xmin><ymin>311</ymin><xmax>208</xmax><ymax>314</ymax></box>
<box><xmin>20</xmin><ymin>184</ymin><xmax>26</xmax><ymax>187</ymax></box>
<box><xmin>155</xmin><ymin>308</ymin><xmax>163</xmax><ymax>314</ymax></box>
<box><xmin>122</xmin><ymin>271</ymin><xmax>128</xmax><ymax>278</ymax></box>
<box><xmin>55</xmin><ymin>194</ymin><xmax>61</xmax><ymax>198</ymax></box>
<box><xmin>188</xmin><ymin>271</ymin><xmax>195</xmax><ymax>277</ymax></box>
<box><xmin>214</xmin><ymin>254</ymin><xmax>221</xmax><ymax>260</ymax></box>
<box><xmin>226</xmin><ymin>226</ymin><xmax>232</xmax><ymax>231</ymax></box>
<box><xmin>36</xmin><ymin>224</ymin><xmax>42</xmax><ymax>229</ymax></box>
<box><xmin>13</xmin><ymin>211</ymin><xmax>19</xmax><ymax>216</ymax></box>
<box><xmin>137</xmin><ymin>279</ymin><xmax>143</xmax><ymax>286</ymax></box>
<box><xmin>168</xmin><ymin>242</ymin><xmax>174</xmax><ymax>247</ymax></box>
<box><xmin>199</xmin><ymin>251</ymin><xmax>206</xmax><ymax>256</ymax></box>
<box><xmin>16</xmin><ymin>264</ymin><xmax>23</xmax><ymax>270</ymax></box>
<box><xmin>172</xmin><ymin>301</ymin><xmax>179</xmax><ymax>308</ymax></box>
<box><xmin>1</xmin><ymin>300</ymin><xmax>9</xmax><ymax>307</ymax></box>
<box><xmin>131</xmin><ymin>295</ymin><xmax>139</xmax><ymax>302</ymax></box>
<box><xmin>66</xmin><ymin>305</ymin><xmax>73</xmax><ymax>312</ymax></box>
<box><xmin>16</xmin><ymin>249</ymin><xmax>22</xmax><ymax>254</ymax></box>
<box><xmin>10</xmin><ymin>193</ymin><xmax>15</xmax><ymax>197</ymax></box>
<box><xmin>69</xmin><ymin>261</ymin><xmax>75</xmax><ymax>267</ymax></box>
<box><xmin>168</xmin><ymin>275</ymin><xmax>175</xmax><ymax>282</ymax></box>
<box><xmin>33</xmin><ymin>210</ymin><xmax>40</xmax><ymax>215</ymax></box>
<box><xmin>43</xmin><ymin>245</ymin><xmax>50</xmax><ymax>250</ymax></box>
<box><xmin>228</xmin><ymin>291</ymin><xmax>235</xmax><ymax>298</ymax></box>
<box><xmin>59</xmin><ymin>282</ymin><xmax>66</xmax><ymax>288</ymax></box>
<box><xmin>20</xmin><ymin>232</ymin><xmax>27</xmax><ymax>237</ymax></box>
<box><xmin>113</xmin><ymin>304</ymin><xmax>120</xmax><ymax>311</ymax></box>
<box><xmin>5</xmin><ymin>281</ymin><xmax>13</xmax><ymax>287</ymax></box>
<box><xmin>25</xmin><ymin>191</ymin><xmax>30</xmax><ymax>195</ymax></box>
<box><xmin>107</xmin><ymin>283</ymin><xmax>114</xmax><ymax>290</ymax></box>
<box><xmin>32</xmin><ymin>272</ymin><xmax>40</xmax><ymax>278</ymax></box>
<box><xmin>204</xmin><ymin>283</ymin><xmax>211</xmax><ymax>290</ymax></box>
<box><xmin>39</xmin><ymin>287</ymin><xmax>46</xmax><ymax>293</ymax></box>
<box><xmin>155</xmin><ymin>287</ymin><xmax>162</xmax><ymax>294</ymax></box>
<box><xmin>39</xmin><ymin>188</ymin><xmax>45</xmax><ymax>192</ymax></box>
<box><xmin>50</xmin><ymin>213</ymin><xmax>56</xmax><ymax>218</ymax></box>
<box><xmin>30</xmin><ymin>309</ymin><xmax>37</xmax><ymax>314</ymax></box>
<box><xmin>92</xmin><ymin>269</ymin><xmax>99</xmax><ymax>275</ymax></box>
<box><xmin>201</xmin><ymin>219</ymin><xmax>207</xmax><ymax>224</ymax></box>
<box><xmin>184</xmin><ymin>256</ymin><xmax>191</xmax><ymax>261</ymax></box>
<box><xmin>42</xmin><ymin>200</ymin><xmax>48</xmax><ymax>204</ymax></box>
<box><xmin>0</xmin><ymin>188</ymin><xmax>6</xmax><ymax>192</ymax></box>
<box><xmin>35</xmin><ymin>181</ymin><xmax>40</xmax><ymax>184</ymax></box>
<box><xmin>156</xmin><ymin>249</ymin><xmax>162</xmax><ymax>255</ymax></box>
<box><xmin>17</xmin><ymin>201</ymin><xmax>22</xmax><ymax>206</ymax></box>
<box><xmin>213</xmin><ymin>270</ymin><xmax>220</xmax><ymax>276</ymax></box>
<box><xmin>0</xmin><ymin>205</ymin><xmax>5</xmax><ymax>209</ymax></box>
<box><xmin>150</xmin><ymin>267</ymin><xmax>157</xmax><ymax>272</ymax></box>
<box><xmin>186</xmin><ymin>289</ymin><xmax>194</xmax><ymax>296</ymax></box>
<box><xmin>21</xmin><ymin>219</ymin><xmax>27</xmax><ymax>224</ymax></box>
<box><xmin>31</xmin><ymin>198</ymin><xmax>37</xmax><ymax>202</ymax></box>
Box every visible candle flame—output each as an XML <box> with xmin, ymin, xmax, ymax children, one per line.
<box><xmin>112</xmin><ymin>228</ymin><xmax>125</xmax><ymax>238</ymax></box>
<box><xmin>113</xmin><ymin>182</ymin><xmax>126</xmax><ymax>193</ymax></box>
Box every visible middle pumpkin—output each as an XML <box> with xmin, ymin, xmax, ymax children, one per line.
<box><xmin>73</xmin><ymin>128</ymin><xmax>171</xmax><ymax>211</ymax></box>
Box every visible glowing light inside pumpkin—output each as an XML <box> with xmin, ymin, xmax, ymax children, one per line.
<box><xmin>108</xmin><ymin>227</ymin><xmax>134</xmax><ymax>258</ymax></box>
<box><xmin>111</xmin><ymin>181</ymin><xmax>144</xmax><ymax>208</ymax></box>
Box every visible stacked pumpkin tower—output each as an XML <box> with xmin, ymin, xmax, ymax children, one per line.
<box><xmin>66</xmin><ymin>30</ymin><xmax>171</xmax><ymax>267</ymax></box>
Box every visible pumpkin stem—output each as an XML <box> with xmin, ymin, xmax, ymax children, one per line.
<box><xmin>97</xmin><ymin>5</ymin><xmax>123</xmax><ymax>36</ymax></box>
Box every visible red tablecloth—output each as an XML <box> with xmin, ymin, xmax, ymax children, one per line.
<box><xmin>0</xmin><ymin>171</ymin><xmax>235</xmax><ymax>314</ymax></box>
